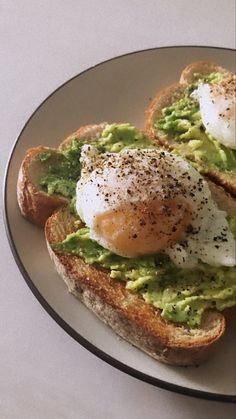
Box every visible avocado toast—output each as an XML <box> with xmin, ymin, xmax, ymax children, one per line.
<box><xmin>17</xmin><ymin>122</ymin><xmax>236</xmax><ymax>365</ymax></box>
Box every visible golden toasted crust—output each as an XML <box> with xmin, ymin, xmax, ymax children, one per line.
<box><xmin>145</xmin><ymin>62</ymin><xmax>236</xmax><ymax>197</ymax></box>
<box><xmin>45</xmin><ymin>206</ymin><xmax>226</xmax><ymax>366</ymax></box>
<box><xmin>17</xmin><ymin>123</ymin><xmax>107</xmax><ymax>226</ymax></box>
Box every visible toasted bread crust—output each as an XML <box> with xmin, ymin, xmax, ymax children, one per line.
<box><xmin>45</xmin><ymin>206</ymin><xmax>226</xmax><ymax>366</ymax></box>
<box><xmin>145</xmin><ymin>62</ymin><xmax>236</xmax><ymax>197</ymax></box>
<box><xmin>17</xmin><ymin>123</ymin><xmax>107</xmax><ymax>226</ymax></box>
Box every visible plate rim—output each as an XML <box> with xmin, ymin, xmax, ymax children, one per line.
<box><xmin>3</xmin><ymin>45</ymin><xmax>236</xmax><ymax>404</ymax></box>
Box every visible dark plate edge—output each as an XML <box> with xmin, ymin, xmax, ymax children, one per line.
<box><xmin>3</xmin><ymin>45</ymin><xmax>236</xmax><ymax>404</ymax></box>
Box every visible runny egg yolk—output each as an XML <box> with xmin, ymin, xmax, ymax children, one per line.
<box><xmin>94</xmin><ymin>198</ymin><xmax>191</xmax><ymax>257</ymax></box>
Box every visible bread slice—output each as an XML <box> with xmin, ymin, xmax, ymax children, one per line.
<box><xmin>45</xmin><ymin>205</ymin><xmax>226</xmax><ymax>366</ymax></box>
<box><xmin>145</xmin><ymin>61</ymin><xmax>236</xmax><ymax>197</ymax></box>
<box><xmin>17</xmin><ymin>123</ymin><xmax>107</xmax><ymax>226</ymax></box>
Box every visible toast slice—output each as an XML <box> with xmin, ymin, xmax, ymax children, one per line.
<box><xmin>17</xmin><ymin>123</ymin><xmax>107</xmax><ymax>226</ymax></box>
<box><xmin>45</xmin><ymin>205</ymin><xmax>226</xmax><ymax>366</ymax></box>
<box><xmin>17</xmin><ymin>122</ymin><xmax>235</xmax><ymax>364</ymax></box>
<box><xmin>145</xmin><ymin>61</ymin><xmax>236</xmax><ymax>197</ymax></box>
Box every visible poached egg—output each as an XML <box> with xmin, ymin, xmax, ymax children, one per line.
<box><xmin>76</xmin><ymin>146</ymin><xmax>235</xmax><ymax>268</ymax></box>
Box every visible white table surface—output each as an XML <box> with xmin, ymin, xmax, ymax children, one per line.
<box><xmin>1</xmin><ymin>1</ymin><xmax>236</xmax><ymax>418</ymax></box>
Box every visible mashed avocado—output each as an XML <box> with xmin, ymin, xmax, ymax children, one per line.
<box><xmin>154</xmin><ymin>72</ymin><xmax>236</xmax><ymax>175</ymax></box>
<box><xmin>54</xmin><ymin>223</ymin><xmax>236</xmax><ymax>328</ymax></box>
<box><xmin>38</xmin><ymin>124</ymin><xmax>154</xmax><ymax>198</ymax></box>
<box><xmin>98</xmin><ymin>123</ymin><xmax>154</xmax><ymax>152</ymax></box>
<box><xmin>38</xmin><ymin>141</ymin><xmax>86</xmax><ymax>198</ymax></box>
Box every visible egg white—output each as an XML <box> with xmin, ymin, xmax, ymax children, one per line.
<box><xmin>76</xmin><ymin>146</ymin><xmax>236</xmax><ymax>268</ymax></box>
<box><xmin>193</xmin><ymin>78</ymin><xmax>236</xmax><ymax>150</ymax></box>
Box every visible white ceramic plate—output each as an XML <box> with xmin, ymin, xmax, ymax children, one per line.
<box><xmin>4</xmin><ymin>47</ymin><xmax>236</xmax><ymax>403</ymax></box>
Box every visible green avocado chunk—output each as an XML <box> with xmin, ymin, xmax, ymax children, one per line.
<box><xmin>54</xmin><ymin>221</ymin><xmax>236</xmax><ymax>328</ymax></box>
<box><xmin>38</xmin><ymin>124</ymin><xmax>154</xmax><ymax>199</ymax></box>
<box><xmin>154</xmin><ymin>72</ymin><xmax>236</xmax><ymax>175</ymax></box>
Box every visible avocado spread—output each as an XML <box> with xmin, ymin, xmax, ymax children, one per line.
<box><xmin>154</xmin><ymin>72</ymin><xmax>236</xmax><ymax>177</ymax></box>
<box><xmin>38</xmin><ymin>124</ymin><xmax>154</xmax><ymax>199</ymax></box>
<box><xmin>54</xmin><ymin>223</ymin><xmax>236</xmax><ymax>327</ymax></box>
